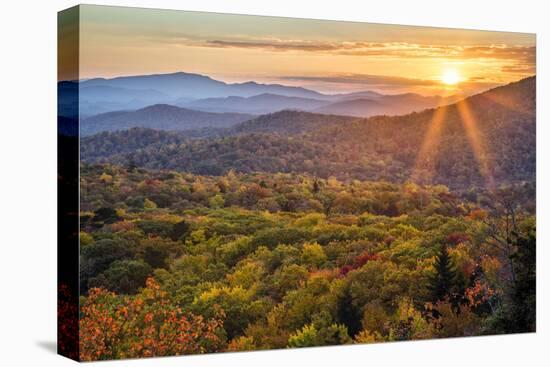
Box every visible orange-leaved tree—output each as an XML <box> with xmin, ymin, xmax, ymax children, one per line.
<box><xmin>79</xmin><ymin>278</ymin><xmax>226</xmax><ymax>361</ymax></box>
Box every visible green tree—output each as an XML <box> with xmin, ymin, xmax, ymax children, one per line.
<box><xmin>288</xmin><ymin>324</ymin><xmax>318</xmax><ymax>348</ymax></box>
<box><xmin>508</xmin><ymin>230</ymin><xmax>536</xmax><ymax>332</ymax></box>
<box><xmin>301</xmin><ymin>242</ymin><xmax>327</xmax><ymax>269</ymax></box>
<box><xmin>89</xmin><ymin>259</ymin><xmax>152</xmax><ymax>294</ymax></box>
<box><xmin>169</xmin><ymin>220</ymin><xmax>191</xmax><ymax>241</ymax></box>
<box><xmin>428</xmin><ymin>244</ymin><xmax>458</xmax><ymax>302</ymax></box>
<box><xmin>488</xmin><ymin>229</ymin><xmax>537</xmax><ymax>334</ymax></box>
<box><xmin>193</xmin><ymin>285</ymin><xmax>256</xmax><ymax>339</ymax></box>
<box><xmin>92</xmin><ymin>207</ymin><xmax>120</xmax><ymax>227</ymax></box>
<box><xmin>336</xmin><ymin>284</ymin><xmax>363</xmax><ymax>337</ymax></box>
<box><xmin>142</xmin><ymin>244</ymin><xmax>169</xmax><ymax>269</ymax></box>
<box><xmin>209</xmin><ymin>194</ymin><xmax>225</xmax><ymax>209</ymax></box>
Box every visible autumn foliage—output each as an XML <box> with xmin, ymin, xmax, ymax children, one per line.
<box><xmin>75</xmin><ymin>164</ymin><xmax>535</xmax><ymax>360</ymax></box>
<box><xmin>339</xmin><ymin>251</ymin><xmax>379</xmax><ymax>276</ymax></box>
<box><xmin>79</xmin><ymin>278</ymin><xmax>225</xmax><ymax>361</ymax></box>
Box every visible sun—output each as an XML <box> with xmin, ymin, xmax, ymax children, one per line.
<box><xmin>441</xmin><ymin>69</ymin><xmax>461</xmax><ymax>85</ymax></box>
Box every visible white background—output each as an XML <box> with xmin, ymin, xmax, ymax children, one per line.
<box><xmin>0</xmin><ymin>0</ymin><xmax>548</xmax><ymax>365</ymax></box>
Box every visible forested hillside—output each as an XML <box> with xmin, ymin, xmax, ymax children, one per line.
<box><xmin>81</xmin><ymin>104</ymin><xmax>254</xmax><ymax>136</ymax></box>
<box><xmin>74</xmin><ymin>77</ymin><xmax>536</xmax><ymax>360</ymax></box>
<box><xmin>76</xmin><ymin>163</ymin><xmax>535</xmax><ymax>360</ymax></box>
<box><xmin>59</xmin><ymin>6</ymin><xmax>537</xmax><ymax>362</ymax></box>
<box><xmin>81</xmin><ymin>77</ymin><xmax>535</xmax><ymax>190</ymax></box>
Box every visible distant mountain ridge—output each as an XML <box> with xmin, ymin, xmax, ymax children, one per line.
<box><xmin>314</xmin><ymin>93</ymin><xmax>462</xmax><ymax>117</ymax></box>
<box><xmin>81</xmin><ymin>76</ymin><xmax>535</xmax><ymax>190</ymax></box>
<box><xmin>83</xmin><ymin>71</ymin><xmax>323</xmax><ymax>98</ymax></box>
<box><xmin>60</xmin><ymin>71</ymin><xmax>463</xmax><ymax>117</ymax></box>
<box><xmin>314</xmin><ymin>98</ymin><xmax>386</xmax><ymax>117</ymax></box>
<box><xmin>182</xmin><ymin>93</ymin><xmax>328</xmax><ymax>114</ymax></box>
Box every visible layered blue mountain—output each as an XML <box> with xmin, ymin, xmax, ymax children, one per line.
<box><xmin>69</xmin><ymin>71</ymin><xmax>459</xmax><ymax>118</ymax></box>
<box><xmin>182</xmin><ymin>93</ymin><xmax>328</xmax><ymax>114</ymax></box>
<box><xmin>80</xmin><ymin>76</ymin><xmax>535</xmax><ymax>189</ymax></box>
<box><xmin>78</xmin><ymin>72</ymin><xmax>327</xmax><ymax>116</ymax></box>
<box><xmin>78</xmin><ymin>85</ymin><xmax>169</xmax><ymax>116</ymax></box>
<box><xmin>314</xmin><ymin>93</ymin><xmax>460</xmax><ymax>117</ymax></box>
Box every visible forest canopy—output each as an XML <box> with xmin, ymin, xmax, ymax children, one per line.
<box><xmin>77</xmin><ymin>163</ymin><xmax>535</xmax><ymax>360</ymax></box>
<box><xmin>72</xmin><ymin>76</ymin><xmax>536</xmax><ymax>360</ymax></box>
<box><xmin>81</xmin><ymin>77</ymin><xmax>535</xmax><ymax>191</ymax></box>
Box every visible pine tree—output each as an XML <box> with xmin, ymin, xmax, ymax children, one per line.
<box><xmin>486</xmin><ymin>230</ymin><xmax>536</xmax><ymax>334</ymax></box>
<box><xmin>336</xmin><ymin>285</ymin><xmax>362</xmax><ymax>337</ymax></box>
<box><xmin>508</xmin><ymin>230</ymin><xmax>536</xmax><ymax>332</ymax></box>
<box><xmin>429</xmin><ymin>244</ymin><xmax>458</xmax><ymax>302</ymax></box>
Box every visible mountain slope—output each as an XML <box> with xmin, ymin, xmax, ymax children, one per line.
<box><xmin>81</xmin><ymin>72</ymin><xmax>326</xmax><ymax>100</ymax></box>
<box><xmin>229</xmin><ymin>110</ymin><xmax>357</xmax><ymax>135</ymax></box>
<box><xmin>182</xmin><ymin>89</ymin><xmax>457</xmax><ymax>117</ymax></box>
<box><xmin>315</xmin><ymin>93</ymin><xmax>461</xmax><ymax>117</ymax></box>
<box><xmin>314</xmin><ymin>98</ymin><xmax>387</xmax><ymax>117</ymax></box>
<box><xmin>81</xmin><ymin>76</ymin><xmax>535</xmax><ymax>189</ymax></box>
<box><xmin>82</xmin><ymin>72</ymin><xmax>225</xmax><ymax>98</ymax></box>
<box><xmin>67</xmin><ymin>71</ymin><xmax>464</xmax><ymax>117</ymax></box>
<box><xmin>183</xmin><ymin>93</ymin><xmax>328</xmax><ymax>114</ymax></box>
<box><xmin>80</xmin><ymin>104</ymin><xmax>254</xmax><ymax>136</ymax></box>
<box><xmin>78</xmin><ymin>85</ymin><xmax>169</xmax><ymax>116</ymax></box>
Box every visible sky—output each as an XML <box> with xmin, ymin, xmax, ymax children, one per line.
<box><xmin>70</xmin><ymin>4</ymin><xmax>536</xmax><ymax>96</ymax></box>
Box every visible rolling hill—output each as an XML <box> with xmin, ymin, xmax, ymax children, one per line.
<box><xmin>80</xmin><ymin>76</ymin><xmax>535</xmax><ymax>189</ymax></box>
<box><xmin>229</xmin><ymin>110</ymin><xmax>357</xmax><ymax>135</ymax></box>
<box><xmin>64</xmin><ymin>71</ymin><xmax>463</xmax><ymax>117</ymax></box>
<box><xmin>80</xmin><ymin>104</ymin><xmax>254</xmax><ymax>136</ymax></box>
<box><xmin>314</xmin><ymin>93</ymin><xmax>461</xmax><ymax>117</ymax></box>
<box><xmin>81</xmin><ymin>71</ymin><xmax>326</xmax><ymax>100</ymax></box>
<box><xmin>314</xmin><ymin>98</ymin><xmax>388</xmax><ymax>117</ymax></box>
<box><xmin>182</xmin><ymin>93</ymin><xmax>328</xmax><ymax>114</ymax></box>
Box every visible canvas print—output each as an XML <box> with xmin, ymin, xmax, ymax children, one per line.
<box><xmin>58</xmin><ymin>4</ymin><xmax>536</xmax><ymax>361</ymax></box>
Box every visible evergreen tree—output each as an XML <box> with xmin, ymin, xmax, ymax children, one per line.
<box><xmin>486</xmin><ymin>230</ymin><xmax>536</xmax><ymax>334</ymax></box>
<box><xmin>508</xmin><ymin>230</ymin><xmax>536</xmax><ymax>332</ymax></box>
<box><xmin>169</xmin><ymin>220</ymin><xmax>191</xmax><ymax>241</ymax></box>
<box><xmin>336</xmin><ymin>285</ymin><xmax>362</xmax><ymax>337</ymax></box>
<box><xmin>429</xmin><ymin>244</ymin><xmax>458</xmax><ymax>302</ymax></box>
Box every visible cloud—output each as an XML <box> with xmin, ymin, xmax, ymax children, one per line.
<box><xmin>205</xmin><ymin>39</ymin><xmax>349</xmax><ymax>52</ymax></box>
<box><xmin>203</xmin><ymin>39</ymin><xmax>533</xmax><ymax>59</ymax></box>
<box><xmin>460</xmin><ymin>45</ymin><xmax>535</xmax><ymax>60</ymax></box>
<box><xmin>501</xmin><ymin>64</ymin><xmax>536</xmax><ymax>73</ymax></box>
<box><xmin>143</xmin><ymin>32</ymin><xmax>535</xmax><ymax>79</ymax></box>
<box><xmin>280</xmin><ymin>74</ymin><xmax>439</xmax><ymax>87</ymax></box>
<box><xmin>200</xmin><ymin>40</ymin><xmax>536</xmax><ymax>75</ymax></box>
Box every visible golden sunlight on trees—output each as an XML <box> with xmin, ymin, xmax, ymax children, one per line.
<box><xmin>77</xmin><ymin>160</ymin><xmax>535</xmax><ymax>357</ymax></box>
<box><xmin>79</xmin><ymin>278</ymin><xmax>225</xmax><ymax>361</ymax></box>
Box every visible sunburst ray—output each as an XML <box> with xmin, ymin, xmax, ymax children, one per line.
<box><xmin>410</xmin><ymin>104</ymin><xmax>449</xmax><ymax>184</ymax></box>
<box><xmin>456</xmin><ymin>99</ymin><xmax>494</xmax><ymax>188</ymax></box>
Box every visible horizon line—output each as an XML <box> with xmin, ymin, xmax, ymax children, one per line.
<box><xmin>58</xmin><ymin>71</ymin><xmax>536</xmax><ymax>98</ymax></box>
